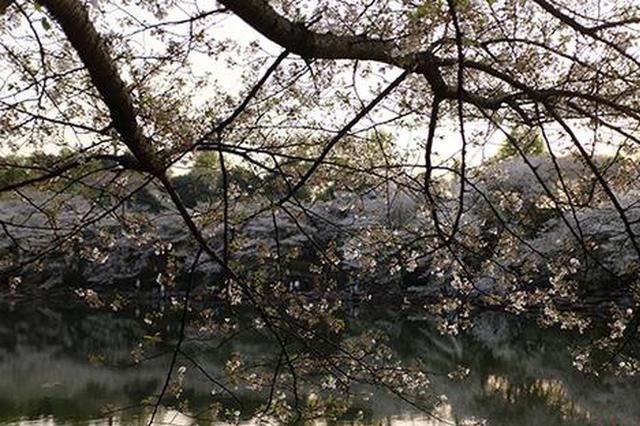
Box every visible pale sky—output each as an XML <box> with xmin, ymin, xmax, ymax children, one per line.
<box><xmin>0</xmin><ymin>1</ymin><xmax>628</xmax><ymax>173</ymax></box>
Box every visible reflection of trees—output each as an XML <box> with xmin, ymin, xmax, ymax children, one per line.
<box><xmin>389</xmin><ymin>312</ymin><xmax>640</xmax><ymax>426</ymax></box>
<box><xmin>3</xmin><ymin>302</ymin><xmax>640</xmax><ymax>425</ymax></box>
<box><xmin>2</xmin><ymin>301</ymin><xmax>640</xmax><ymax>425</ymax></box>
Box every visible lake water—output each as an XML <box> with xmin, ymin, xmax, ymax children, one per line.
<box><xmin>0</xmin><ymin>294</ymin><xmax>639</xmax><ymax>426</ymax></box>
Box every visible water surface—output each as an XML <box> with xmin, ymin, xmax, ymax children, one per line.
<box><xmin>1</xmin><ymin>296</ymin><xmax>638</xmax><ymax>426</ymax></box>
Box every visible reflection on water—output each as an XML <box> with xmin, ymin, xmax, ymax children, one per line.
<box><xmin>1</xmin><ymin>297</ymin><xmax>639</xmax><ymax>426</ymax></box>
<box><xmin>484</xmin><ymin>375</ymin><xmax>589</xmax><ymax>424</ymax></box>
<box><xmin>5</xmin><ymin>406</ymin><xmax>475</xmax><ymax>426</ymax></box>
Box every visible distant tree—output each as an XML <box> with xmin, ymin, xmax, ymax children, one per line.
<box><xmin>495</xmin><ymin>126</ymin><xmax>546</xmax><ymax>161</ymax></box>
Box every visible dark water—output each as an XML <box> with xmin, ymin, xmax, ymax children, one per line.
<box><xmin>0</xmin><ymin>294</ymin><xmax>639</xmax><ymax>426</ymax></box>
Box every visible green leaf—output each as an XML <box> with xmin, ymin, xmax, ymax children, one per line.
<box><xmin>41</xmin><ymin>17</ymin><xmax>50</xmax><ymax>31</ymax></box>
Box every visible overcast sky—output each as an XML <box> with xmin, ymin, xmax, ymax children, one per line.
<box><xmin>1</xmin><ymin>0</ymin><xmax>624</xmax><ymax>172</ymax></box>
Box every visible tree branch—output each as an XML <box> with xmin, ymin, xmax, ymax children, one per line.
<box><xmin>38</xmin><ymin>0</ymin><xmax>163</xmax><ymax>175</ymax></box>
